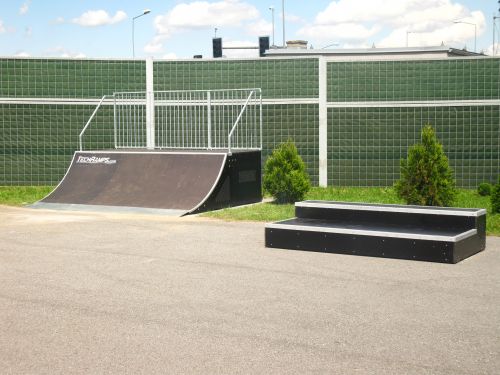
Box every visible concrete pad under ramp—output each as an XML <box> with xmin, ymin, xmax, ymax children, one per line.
<box><xmin>34</xmin><ymin>150</ymin><xmax>262</xmax><ymax>216</ymax></box>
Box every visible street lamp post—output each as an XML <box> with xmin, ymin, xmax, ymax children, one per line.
<box><xmin>453</xmin><ymin>20</ymin><xmax>476</xmax><ymax>52</ymax></box>
<box><xmin>269</xmin><ymin>6</ymin><xmax>275</xmax><ymax>47</ymax></box>
<box><xmin>282</xmin><ymin>0</ymin><xmax>285</xmax><ymax>47</ymax></box>
<box><xmin>495</xmin><ymin>1</ymin><xmax>500</xmax><ymax>55</ymax></box>
<box><xmin>132</xmin><ymin>9</ymin><xmax>151</xmax><ymax>58</ymax></box>
<box><xmin>406</xmin><ymin>31</ymin><xmax>415</xmax><ymax>47</ymax></box>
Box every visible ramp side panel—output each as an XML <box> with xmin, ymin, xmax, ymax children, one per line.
<box><xmin>192</xmin><ymin>150</ymin><xmax>262</xmax><ymax>214</ymax></box>
<box><xmin>42</xmin><ymin>151</ymin><xmax>226</xmax><ymax>211</ymax></box>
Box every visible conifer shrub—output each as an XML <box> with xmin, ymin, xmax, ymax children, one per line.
<box><xmin>491</xmin><ymin>176</ymin><xmax>500</xmax><ymax>214</ymax></box>
<box><xmin>263</xmin><ymin>140</ymin><xmax>311</xmax><ymax>203</ymax></box>
<box><xmin>477</xmin><ymin>182</ymin><xmax>493</xmax><ymax>196</ymax></box>
<box><xmin>394</xmin><ymin>124</ymin><xmax>457</xmax><ymax>206</ymax></box>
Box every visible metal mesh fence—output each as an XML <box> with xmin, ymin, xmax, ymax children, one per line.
<box><xmin>327</xmin><ymin>59</ymin><xmax>500</xmax><ymax>102</ymax></box>
<box><xmin>0</xmin><ymin>56</ymin><xmax>498</xmax><ymax>187</ymax></box>
<box><xmin>328</xmin><ymin>106</ymin><xmax>500</xmax><ymax>188</ymax></box>
<box><xmin>0</xmin><ymin>103</ymin><xmax>114</xmax><ymax>185</ymax></box>
<box><xmin>0</xmin><ymin>58</ymin><xmax>146</xmax><ymax>99</ymax></box>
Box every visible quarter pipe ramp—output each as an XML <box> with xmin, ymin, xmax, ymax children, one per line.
<box><xmin>33</xmin><ymin>150</ymin><xmax>262</xmax><ymax>216</ymax></box>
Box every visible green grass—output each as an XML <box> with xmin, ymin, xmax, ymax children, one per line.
<box><xmin>205</xmin><ymin>201</ymin><xmax>296</xmax><ymax>222</ymax></box>
<box><xmin>1</xmin><ymin>185</ymin><xmax>498</xmax><ymax>235</ymax></box>
<box><xmin>203</xmin><ymin>187</ymin><xmax>500</xmax><ymax>236</ymax></box>
<box><xmin>0</xmin><ymin>186</ymin><xmax>53</xmax><ymax>206</ymax></box>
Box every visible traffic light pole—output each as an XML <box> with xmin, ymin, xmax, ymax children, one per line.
<box><xmin>212</xmin><ymin>37</ymin><xmax>270</xmax><ymax>58</ymax></box>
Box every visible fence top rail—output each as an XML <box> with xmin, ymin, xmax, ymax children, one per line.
<box><xmin>113</xmin><ymin>88</ymin><xmax>262</xmax><ymax>96</ymax></box>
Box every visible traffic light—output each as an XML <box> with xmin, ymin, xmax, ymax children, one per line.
<box><xmin>259</xmin><ymin>36</ymin><xmax>270</xmax><ymax>57</ymax></box>
<box><xmin>212</xmin><ymin>38</ymin><xmax>222</xmax><ymax>58</ymax></box>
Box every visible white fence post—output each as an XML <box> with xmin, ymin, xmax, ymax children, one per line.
<box><xmin>146</xmin><ymin>57</ymin><xmax>155</xmax><ymax>149</ymax></box>
<box><xmin>318</xmin><ymin>57</ymin><xmax>328</xmax><ymax>187</ymax></box>
<box><xmin>207</xmin><ymin>91</ymin><xmax>212</xmax><ymax>149</ymax></box>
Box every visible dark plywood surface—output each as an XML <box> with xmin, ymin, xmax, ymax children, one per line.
<box><xmin>43</xmin><ymin>152</ymin><xmax>225</xmax><ymax>210</ymax></box>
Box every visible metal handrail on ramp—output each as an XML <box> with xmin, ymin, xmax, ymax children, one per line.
<box><xmin>79</xmin><ymin>95</ymin><xmax>111</xmax><ymax>151</ymax></box>
<box><xmin>79</xmin><ymin>89</ymin><xmax>262</xmax><ymax>152</ymax></box>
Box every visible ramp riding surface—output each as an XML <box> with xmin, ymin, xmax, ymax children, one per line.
<box><xmin>34</xmin><ymin>150</ymin><xmax>261</xmax><ymax>216</ymax></box>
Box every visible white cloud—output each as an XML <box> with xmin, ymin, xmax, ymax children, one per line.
<box><xmin>313</xmin><ymin>0</ymin><xmax>468</xmax><ymax>26</ymax></box>
<box><xmin>485</xmin><ymin>43</ymin><xmax>500</xmax><ymax>56</ymax></box>
<box><xmin>298</xmin><ymin>0</ymin><xmax>485</xmax><ymax>48</ymax></box>
<box><xmin>147</xmin><ymin>1</ymin><xmax>260</xmax><ymax>56</ymax></box>
<box><xmin>277</xmin><ymin>12</ymin><xmax>304</xmax><ymax>24</ymax></box>
<box><xmin>154</xmin><ymin>0</ymin><xmax>259</xmax><ymax>36</ymax></box>
<box><xmin>246</xmin><ymin>19</ymin><xmax>272</xmax><ymax>36</ymax></box>
<box><xmin>72</xmin><ymin>10</ymin><xmax>127</xmax><ymax>27</ymax></box>
<box><xmin>144</xmin><ymin>37</ymin><xmax>165</xmax><ymax>53</ymax></box>
<box><xmin>15</xmin><ymin>51</ymin><xmax>31</xmax><ymax>57</ymax></box>
<box><xmin>143</xmin><ymin>35</ymin><xmax>170</xmax><ymax>54</ymax></box>
<box><xmin>162</xmin><ymin>52</ymin><xmax>178</xmax><ymax>59</ymax></box>
<box><xmin>45</xmin><ymin>46</ymin><xmax>86</xmax><ymax>58</ymax></box>
<box><xmin>379</xmin><ymin>11</ymin><xmax>485</xmax><ymax>48</ymax></box>
<box><xmin>52</xmin><ymin>17</ymin><xmax>65</xmax><ymax>25</ymax></box>
<box><xmin>342</xmin><ymin>42</ymin><xmax>372</xmax><ymax>49</ymax></box>
<box><xmin>316</xmin><ymin>0</ymin><xmax>411</xmax><ymax>24</ymax></box>
<box><xmin>19</xmin><ymin>1</ymin><xmax>31</xmax><ymax>15</ymax></box>
<box><xmin>284</xmin><ymin>13</ymin><xmax>304</xmax><ymax>24</ymax></box>
<box><xmin>299</xmin><ymin>23</ymin><xmax>381</xmax><ymax>43</ymax></box>
<box><xmin>63</xmin><ymin>52</ymin><xmax>86</xmax><ymax>58</ymax></box>
<box><xmin>0</xmin><ymin>20</ymin><xmax>15</xmax><ymax>34</ymax></box>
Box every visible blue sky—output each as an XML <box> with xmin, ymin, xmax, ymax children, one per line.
<box><xmin>0</xmin><ymin>0</ymin><xmax>498</xmax><ymax>58</ymax></box>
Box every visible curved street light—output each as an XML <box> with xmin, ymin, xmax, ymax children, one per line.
<box><xmin>454</xmin><ymin>20</ymin><xmax>476</xmax><ymax>52</ymax></box>
<box><xmin>132</xmin><ymin>9</ymin><xmax>151</xmax><ymax>58</ymax></box>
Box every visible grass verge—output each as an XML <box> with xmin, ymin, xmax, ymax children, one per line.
<box><xmin>1</xmin><ymin>185</ymin><xmax>498</xmax><ymax>236</ymax></box>
<box><xmin>202</xmin><ymin>187</ymin><xmax>500</xmax><ymax>236</ymax></box>
<box><xmin>0</xmin><ymin>186</ymin><xmax>53</xmax><ymax>206</ymax></box>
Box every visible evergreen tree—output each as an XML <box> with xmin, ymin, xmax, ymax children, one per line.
<box><xmin>395</xmin><ymin>124</ymin><xmax>457</xmax><ymax>206</ymax></box>
<box><xmin>263</xmin><ymin>140</ymin><xmax>311</xmax><ymax>203</ymax></box>
<box><xmin>491</xmin><ymin>176</ymin><xmax>500</xmax><ymax>214</ymax></box>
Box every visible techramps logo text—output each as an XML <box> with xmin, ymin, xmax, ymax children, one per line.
<box><xmin>76</xmin><ymin>156</ymin><xmax>117</xmax><ymax>165</ymax></box>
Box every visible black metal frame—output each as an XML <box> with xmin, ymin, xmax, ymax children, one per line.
<box><xmin>192</xmin><ymin>150</ymin><xmax>262</xmax><ymax>214</ymax></box>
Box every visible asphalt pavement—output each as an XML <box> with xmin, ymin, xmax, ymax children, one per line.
<box><xmin>0</xmin><ymin>205</ymin><xmax>499</xmax><ymax>374</ymax></box>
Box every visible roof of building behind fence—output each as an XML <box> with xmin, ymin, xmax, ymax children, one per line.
<box><xmin>265</xmin><ymin>45</ymin><xmax>485</xmax><ymax>59</ymax></box>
